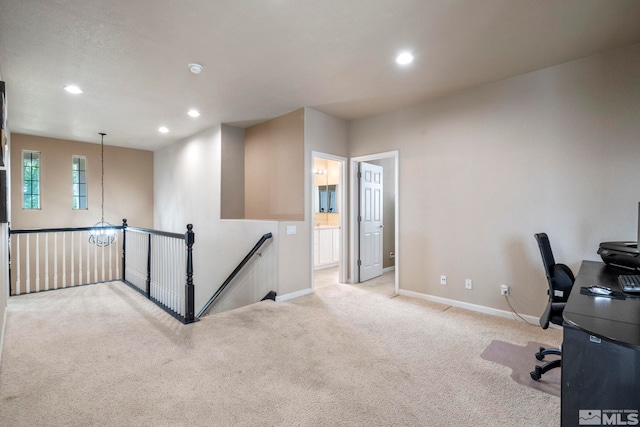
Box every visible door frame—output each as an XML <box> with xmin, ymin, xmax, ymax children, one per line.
<box><xmin>310</xmin><ymin>151</ymin><xmax>348</xmax><ymax>288</ymax></box>
<box><xmin>349</xmin><ymin>151</ymin><xmax>399</xmax><ymax>294</ymax></box>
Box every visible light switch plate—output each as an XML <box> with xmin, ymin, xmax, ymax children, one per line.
<box><xmin>286</xmin><ymin>226</ymin><xmax>297</xmax><ymax>235</ymax></box>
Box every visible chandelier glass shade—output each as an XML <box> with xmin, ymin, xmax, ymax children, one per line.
<box><xmin>89</xmin><ymin>220</ymin><xmax>116</xmax><ymax>247</ymax></box>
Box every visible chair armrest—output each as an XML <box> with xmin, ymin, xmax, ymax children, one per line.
<box><xmin>540</xmin><ymin>302</ymin><xmax>552</xmax><ymax>329</ymax></box>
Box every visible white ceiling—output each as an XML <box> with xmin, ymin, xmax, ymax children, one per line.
<box><xmin>2</xmin><ymin>0</ymin><xmax>640</xmax><ymax>151</ymax></box>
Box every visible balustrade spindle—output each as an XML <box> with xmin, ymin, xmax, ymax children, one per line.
<box><xmin>45</xmin><ymin>233</ymin><xmax>49</xmax><ymax>291</ymax></box>
<box><xmin>153</xmin><ymin>235</ymin><xmax>159</xmax><ymax>301</ymax></box>
<box><xmin>86</xmin><ymin>232</ymin><xmax>90</xmax><ymax>285</ymax></box>
<box><xmin>10</xmin><ymin>223</ymin><xmax>194</xmax><ymax>323</ymax></box>
<box><xmin>176</xmin><ymin>238</ymin><xmax>182</xmax><ymax>313</ymax></box>
<box><xmin>115</xmin><ymin>236</ymin><xmax>120</xmax><ymax>279</ymax></box>
<box><xmin>168</xmin><ymin>238</ymin><xmax>173</xmax><ymax>311</ymax></box>
<box><xmin>54</xmin><ymin>233</ymin><xmax>58</xmax><ymax>290</ymax></box>
<box><xmin>71</xmin><ymin>232</ymin><xmax>75</xmax><ymax>286</ymax></box>
<box><xmin>163</xmin><ymin>236</ymin><xmax>168</xmax><ymax>307</ymax></box>
<box><xmin>170</xmin><ymin>237</ymin><xmax>175</xmax><ymax>311</ymax></box>
<box><xmin>35</xmin><ymin>234</ymin><xmax>40</xmax><ymax>292</ymax></box>
<box><xmin>101</xmin><ymin>235</ymin><xmax>105</xmax><ymax>282</ymax></box>
<box><xmin>78</xmin><ymin>232</ymin><xmax>83</xmax><ymax>285</ymax></box>
<box><xmin>26</xmin><ymin>234</ymin><xmax>31</xmax><ymax>293</ymax></box>
<box><xmin>108</xmin><ymin>238</ymin><xmax>113</xmax><ymax>281</ymax></box>
<box><xmin>159</xmin><ymin>236</ymin><xmax>163</xmax><ymax>302</ymax></box>
<box><xmin>62</xmin><ymin>232</ymin><xmax>66</xmax><ymax>288</ymax></box>
<box><xmin>16</xmin><ymin>235</ymin><xmax>21</xmax><ymax>295</ymax></box>
<box><xmin>94</xmin><ymin>238</ymin><xmax>98</xmax><ymax>282</ymax></box>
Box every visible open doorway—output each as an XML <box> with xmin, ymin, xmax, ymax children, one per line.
<box><xmin>350</xmin><ymin>151</ymin><xmax>399</xmax><ymax>294</ymax></box>
<box><xmin>311</xmin><ymin>152</ymin><xmax>347</xmax><ymax>290</ymax></box>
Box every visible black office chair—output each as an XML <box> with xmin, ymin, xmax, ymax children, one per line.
<box><xmin>530</xmin><ymin>232</ymin><xmax>575</xmax><ymax>381</ymax></box>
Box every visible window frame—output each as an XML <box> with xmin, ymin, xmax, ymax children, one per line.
<box><xmin>22</xmin><ymin>150</ymin><xmax>41</xmax><ymax>210</ymax></box>
<box><xmin>72</xmin><ymin>155</ymin><xmax>88</xmax><ymax>210</ymax></box>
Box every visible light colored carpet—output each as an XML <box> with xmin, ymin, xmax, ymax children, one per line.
<box><xmin>0</xmin><ymin>278</ymin><xmax>562</xmax><ymax>426</ymax></box>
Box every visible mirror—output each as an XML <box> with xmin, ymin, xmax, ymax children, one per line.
<box><xmin>314</xmin><ymin>157</ymin><xmax>340</xmax><ymax>217</ymax></box>
<box><xmin>317</xmin><ymin>185</ymin><xmax>337</xmax><ymax>213</ymax></box>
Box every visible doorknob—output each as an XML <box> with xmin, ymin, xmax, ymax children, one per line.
<box><xmin>380</xmin><ymin>224</ymin><xmax>384</xmax><ymax>228</ymax></box>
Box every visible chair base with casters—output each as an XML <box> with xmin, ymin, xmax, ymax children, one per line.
<box><xmin>530</xmin><ymin>346</ymin><xmax>562</xmax><ymax>380</ymax></box>
<box><xmin>531</xmin><ymin>233</ymin><xmax>575</xmax><ymax>382</ymax></box>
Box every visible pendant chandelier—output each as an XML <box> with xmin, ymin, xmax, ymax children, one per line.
<box><xmin>89</xmin><ymin>132</ymin><xmax>116</xmax><ymax>247</ymax></box>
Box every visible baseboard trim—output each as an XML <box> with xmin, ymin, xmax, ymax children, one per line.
<box><xmin>276</xmin><ymin>288</ymin><xmax>313</xmax><ymax>302</ymax></box>
<box><xmin>314</xmin><ymin>263</ymin><xmax>338</xmax><ymax>271</ymax></box>
<box><xmin>0</xmin><ymin>306</ymin><xmax>6</xmax><ymax>366</ymax></box>
<box><xmin>398</xmin><ymin>289</ymin><xmax>540</xmax><ymax>325</ymax></box>
<box><xmin>382</xmin><ymin>266</ymin><xmax>396</xmax><ymax>273</ymax></box>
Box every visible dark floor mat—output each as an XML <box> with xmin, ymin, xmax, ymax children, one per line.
<box><xmin>481</xmin><ymin>339</ymin><xmax>560</xmax><ymax>397</ymax></box>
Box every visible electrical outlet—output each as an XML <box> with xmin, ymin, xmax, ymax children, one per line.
<box><xmin>501</xmin><ymin>284</ymin><xmax>510</xmax><ymax>296</ymax></box>
<box><xmin>440</xmin><ymin>275</ymin><xmax>447</xmax><ymax>285</ymax></box>
<box><xmin>465</xmin><ymin>279</ymin><xmax>472</xmax><ymax>290</ymax></box>
<box><xmin>390</xmin><ymin>252</ymin><xmax>395</xmax><ymax>259</ymax></box>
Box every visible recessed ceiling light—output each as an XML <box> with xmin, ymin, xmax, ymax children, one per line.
<box><xmin>158</xmin><ymin>126</ymin><xmax>169</xmax><ymax>133</ymax></box>
<box><xmin>64</xmin><ymin>85</ymin><xmax>83</xmax><ymax>94</ymax></box>
<box><xmin>188</xmin><ymin>63</ymin><xmax>203</xmax><ymax>74</ymax></box>
<box><xmin>395</xmin><ymin>52</ymin><xmax>414</xmax><ymax>66</ymax></box>
<box><xmin>187</xmin><ymin>109</ymin><xmax>200</xmax><ymax>118</ymax></box>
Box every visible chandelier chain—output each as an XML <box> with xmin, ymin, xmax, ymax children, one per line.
<box><xmin>99</xmin><ymin>132</ymin><xmax>106</xmax><ymax>223</ymax></box>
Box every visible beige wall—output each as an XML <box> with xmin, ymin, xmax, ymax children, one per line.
<box><xmin>349</xmin><ymin>43</ymin><xmax>640</xmax><ymax>317</ymax></box>
<box><xmin>220</xmin><ymin>124</ymin><xmax>245</xmax><ymax>219</ymax></box>
<box><xmin>10</xmin><ymin>134</ymin><xmax>153</xmax><ymax>229</ymax></box>
<box><xmin>245</xmin><ymin>109</ymin><xmax>304</xmax><ymax>221</ymax></box>
<box><xmin>7</xmin><ymin>134</ymin><xmax>153</xmax><ymax>295</ymax></box>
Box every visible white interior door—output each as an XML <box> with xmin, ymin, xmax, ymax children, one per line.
<box><xmin>359</xmin><ymin>162</ymin><xmax>383</xmax><ymax>282</ymax></box>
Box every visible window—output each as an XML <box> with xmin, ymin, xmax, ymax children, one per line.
<box><xmin>22</xmin><ymin>151</ymin><xmax>41</xmax><ymax>209</ymax></box>
<box><xmin>72</xmin><ymin>156</ymin><xmax>87</xmax><ymax>209</ymax></box>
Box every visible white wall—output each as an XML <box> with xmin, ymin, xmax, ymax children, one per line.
<box><xmin>349</xmin><ymin>43</ymin><xmax>640</xmax><ymax>317</ymax></box>
<box><xmin>154</xmin><ymin>125</ymin><xmax>279</xmax><ymax>314</ymax></box>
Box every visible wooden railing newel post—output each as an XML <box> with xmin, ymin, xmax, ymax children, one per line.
<box><xmin>122</xmin><ymin>219</ymin><xmax>127</xmax><ymax>282</ymax></box>
<box><xmin>185</xmin><ymin>224</ymin><xmax>195</xmax><ymax>323</ymax></box>
<box><xmin>146</xmin><ymin>233</ymin><xmax>151</xmax><ymax>298</ymax></box>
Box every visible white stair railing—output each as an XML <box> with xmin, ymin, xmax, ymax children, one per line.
<box><xmin>122</xmin><ymin>222</ymin><xmax>194</xmax><ymax>323</ymax></box>
<box><xmin>10</xmin><ymin>226</ymin><xmax>122</xmax><ymax>295</ymax></box>
<box><xmin>10</xmin><ymin>221</ymin><xmax>195</xmax><ymax>324</ymax></box>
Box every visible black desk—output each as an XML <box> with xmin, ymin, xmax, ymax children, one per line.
<box><xmin>561</xmin><ymin>261</ymin><xmax>640</xmax><ymax>426</ymax></box>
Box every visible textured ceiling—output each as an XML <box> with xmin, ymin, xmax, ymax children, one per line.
<box><xmin>1</xmin><ymin>0</ymin><xmax>640</xmax><ymax>151</ymax></box>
